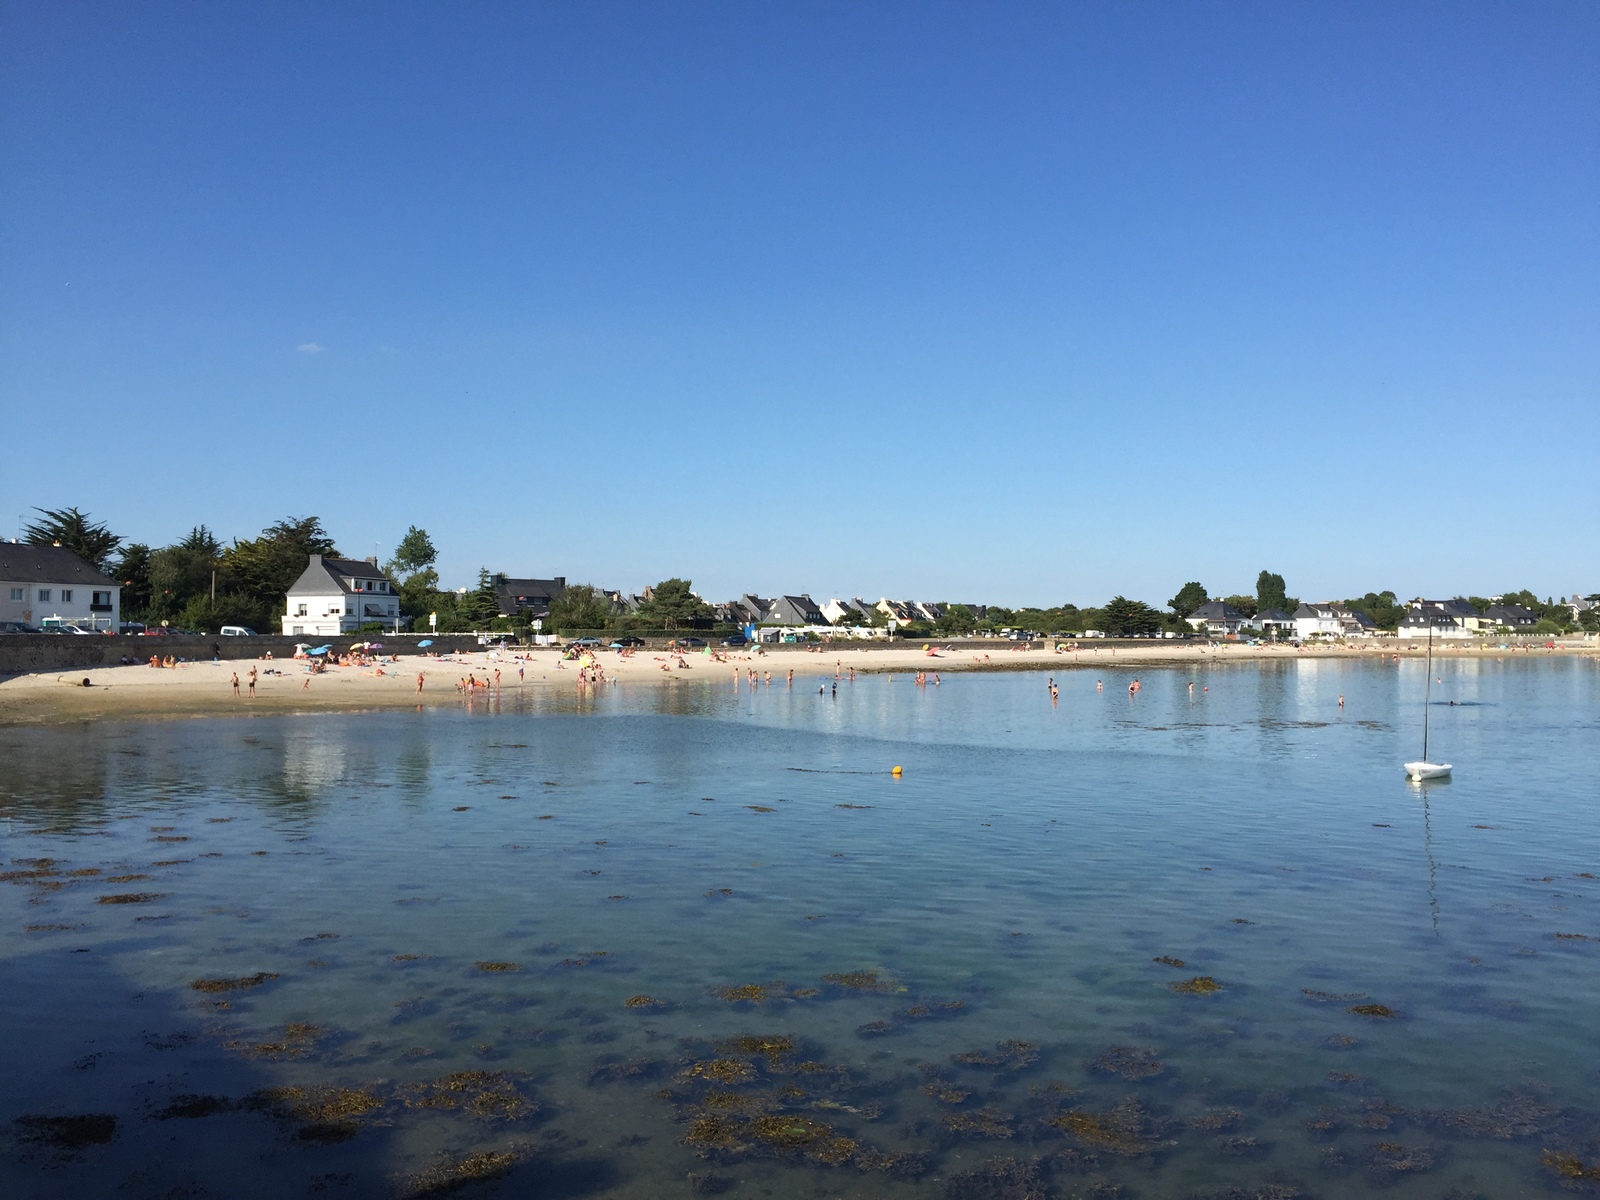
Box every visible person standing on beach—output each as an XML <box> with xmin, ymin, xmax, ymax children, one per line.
<box><xmin>231</xmin><ymin>672</ymin><xmax>240</xmax><ymax>697</ymax></box>
<box><xmin>248</xmin><ymin>667</ymin><xmax>257</xmax><ymax>698</ymax></box>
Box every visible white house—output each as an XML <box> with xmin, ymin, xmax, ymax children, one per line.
<box><xmin>1186</xmin><ymin>600</ymin><xmax>1248</xmax><ymax>636</ymax></box>
<box><xmin>282</xmin><ymin>554</ymin><xmax>401</xmax><ymax>637</ymax></box>
<box><xmin>1249</xmin><ymin>608</ymin><xmax>1296</xmax><ymax>635</ymax></box>
<box><xmin>1398</xmin><ymin>599</ymin><xmax>1481</xmax><ymax>639</ymax></box>
<box><xmin>0</xmin><ymin>544</ymin><xmax>121</xmax><ymax>631</ymax></box>
<box><xmin>1294</xmin><ymin>602</ymin><xmax>1376</xmax><ymax>640</ymax></box>
<box><xmin>821</xmin><ymin>597</ymin><xmax>874</xmax><ymax>625</ymax></box>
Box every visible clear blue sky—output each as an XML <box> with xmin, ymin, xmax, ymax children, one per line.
<box><xmin>2</xmin><ymin>2</ymin><xmax>1595</xmax><ymax>606</ymax></box>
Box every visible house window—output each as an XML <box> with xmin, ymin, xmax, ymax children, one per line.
<box><xmin>37</xmin><ymin>589</ymin><xmax>50</xmax><ymax>602</ymax></box>
<box><xmin>93</xmin><ymin>591</ymin><xmax>110</xmax><ymax>605</ymax></box>
<box><xmin>296</xmin><ymin>603</ymin><xmax>308</xmax><ymax>616</ymax></box>
<box><xmin>8</xmin><ymin>588</ymin><xmax>20</xmax><ymax>601</ymax></box>
<box><xmin>61</xmin><ymin>590</ymin><xmax>73</xmax><ymax>602</ymax></box>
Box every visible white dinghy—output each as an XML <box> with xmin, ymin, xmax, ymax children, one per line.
<box><xmin>1405</xmin><ymin>622</ymin><xmax>1451</xmax><ymax>782</ymax></box>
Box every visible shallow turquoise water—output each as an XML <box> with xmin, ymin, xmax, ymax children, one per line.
<box><xmin>2</xmin><ymin>657</ymin><xmax>1597</xmax><ymax>1199</ymax></box>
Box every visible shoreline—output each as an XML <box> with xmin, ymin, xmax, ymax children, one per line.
<box><xmin>0</xmin><ymin>639</ymin><xmax>1590</xmax><ymax>727</ymax></box>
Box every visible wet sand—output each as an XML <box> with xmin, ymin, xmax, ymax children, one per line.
<box><xmin>0</xmin><ymin>638</ymin><xmax>1585</xmax><ymax>726</ymax></box>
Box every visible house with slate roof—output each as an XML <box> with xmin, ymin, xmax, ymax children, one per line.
<box><xmin>1483</xmin><ymin>603</ymin><xmax>1538</xmax><ymax>631</ymax></box>
<box><xmin>0</xmin><ymin>543</ymin><xmax>120</xmax><ymax>631</ymax></box>
<box><xmin>1185</xmin><ymin>599</ymin><xmax>1248</xmax><ymax>636</ymax></box>
<box><xmin>282</xmin><ymin>554</ymin><xmax>402</xmax><ymax>636</ymax></box>
<box><xmin>1398</xmin><ymin>599</ymin><xmax>1482</xmax><ymax>638</ymax></box>
<box><xmin>491</xmin><ymin>574</ymin><xmax>566</xmax><ymax>619</ymax></box>
<box><xmin>1294</xmin><ymin>602</ymin><xmax>1377</xmax><ymax>640</ymax></box>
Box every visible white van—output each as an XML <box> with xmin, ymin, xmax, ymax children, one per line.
<box><xmin>219</xmin><ymin>626</ymin><xmax>256</xmax><ymax>637</ymax></box>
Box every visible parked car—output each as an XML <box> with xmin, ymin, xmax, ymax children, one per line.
<box><xmin>219</xmin><ymin>626</ymin><xmax>256</xmax><ymax>637</ymax></box>
<box><xmin>610</xmin><ymin>637</ymin><xmax>646</xmax><ymax>648</ymax></box>
<box><xmin>0</xmin><ymin>621</ymin><xmax>37</xmax><ymax>633</ymax></box>
<box><xmin>139</xmin><ymin>627</ymin><xmax>171</xmax><ymax>636</ymax></box>
<box><xmin>567</xmin><ymin>637</ymin><xmax>604</xmax><ymax>648</ymax></box>
<box><xmin>720</xmin><ymin>634</ymin><xmax>749</xmax><ymax>646</ymax></box>
<box><xmin>119</xmin><ymin>622</ymin><xmax>146</xmax><ymax>635</ymax></box>
<box><xmin>671</xmin><ymin>637</ymin><xmax>708</xmax><ymax>648</ymax></box>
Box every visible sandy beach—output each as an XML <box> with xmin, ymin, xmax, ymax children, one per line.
<box><xmin>0</xmin><ymin>637</ymin><xmax>1588</xmax><ymax>726</ymax></box>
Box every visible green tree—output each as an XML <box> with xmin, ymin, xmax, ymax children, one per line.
<box><xmin>111</xmin><ymin>543</ymin><xmax>153</xmax><ymax>618</ymax></box>
<box><xmin>935</xmin><ymin>604</ymin><xmax>977</xmax><ymax>635</ymax></box>
<box><xmin>222</xmin><ymin>517</ymin><xmax>338</xmax><ymax>625</ymax></box>
<box><xmin>547</xmin><ymin>583</ymin><xmax>612</xmax><ymax>631</ymax></box>
<box><xmin>388</xmin><ymin>526</ymin><xmax>438</xmax><ymax>576</ymax></box>
<box><xmin>178</xmin><ymin>593</ymin><xmax>264</xmax><ymax>634</ymax></box>
<box><xmin>1221</xmin><ymin>594</ymin><xmax>1258</xmax><ymax>618</ymax></box>
<box><xmin>1344</xmin><ymin>590</ymin><xmax>1404</xmax><ymax>631</ymax></box>
<box><xmin>1256</xmin><ymin>570</ymin><xmax>1290</xmax><ymax>614</ymax></box>
<box><xmin>640</xmin><ymin>578</ymin><xmax>712</xmax><ymax>629</ymax></box>
<box><xmin>1579</xmin><ymin>607</ymin><xmax>1599</xmax><ymax>633</ymax></box>
<box><xmin>458</xmin><ymin>568</ymin><xmax>504</xmax><ymax>625</ymax></box>
<box><xmin>146</xmin><ymin>527</ymin><xmax>224</xmax><ymax>622</ymax></box>
<box><xmin>1099</xmin><ymin>596</ymin><xmax>1163</xmax><ymax>637</ymax></box>
<box><xmin>1168</xmin><ymin>582</ymin><xmax>1208</xmax><ymax>619</ymax></box>
<box><xmin>24</xmin><ymin>506</ymin><xmax>123</xmax><ymax>571</ymax></box>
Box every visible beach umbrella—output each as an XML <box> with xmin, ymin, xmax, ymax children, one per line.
<box><xmin>309</xmin><ymin>644</ymin><xmax>331</xmax><ymax>655</ymax></box>
<box><xmin>417</xmin><ymin>639</ymin><xmax>433</xmax><ymax>648</ymax></box>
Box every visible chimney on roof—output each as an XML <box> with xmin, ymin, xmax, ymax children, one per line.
<box><xmin>310</xmin><ymin>553</ymin><xmax>322</xmax><ymax>566</ymax></box>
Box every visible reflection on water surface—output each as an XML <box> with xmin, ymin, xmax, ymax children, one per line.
<box><xmin>2</xmin><ymin>658</ymin><xmax>1598</xmax><ymax>1198</ymax></box>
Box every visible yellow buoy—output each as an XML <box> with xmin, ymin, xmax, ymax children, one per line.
<box><xmin>891</xmin><ymin>765</ymin><xmax>902</xmax><ymax>776</ymax></box>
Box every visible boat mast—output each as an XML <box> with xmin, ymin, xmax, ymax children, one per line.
<box><xmin>1422</xmin><ymin>621</ymin><xmax>1433</xmax><ymax>762</ymax></box>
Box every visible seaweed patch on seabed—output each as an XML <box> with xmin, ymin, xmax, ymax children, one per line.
<box><xmin>242</xmin><ymin>1085</ymin><xmax>386</xmax><ymax>1143</ymax></box>
<box><xmin>224</xmin><ymin>1022</ymin><xmax>327</xmax><ymax>1060</ymax></box>
<box><xmin>11</xmin><ymin>1112</ymin><xmax>118</xmax><ymax>1156</ymax></box>
<box><xmin>1169</xmin><ymin>976</ymin><xmax>1224</xmax><ymax>994</ymax></box>
<box><xmin>399</xmin><ymin>1070</ymin><xmax>539</xmax><ymax>1122</ymax></box>
<box><xmin>189</xmin><ymin>971</ymin><xmax>280</xmax><ymax>993</ymax></box>
<box><xmin>1090</xmin><ymin>1046</ymin><xmax>1164</xmax><ymax>1081</ymax></box>
<box><xmin>662</xmin><ymin>1036</ymin><xmax>924</xmax><ymax>1178</ymax></box>
<box><xmin>712</xmin><ymin>982</ymin><xmax>812</xmax><ymax>1003</ymax></box>
<box><xmin>821</xmin><ymin>970</ymin><xmax>896</xmax><ymax>993</ymax></box>
<box><xmin>945</xmin><ymin>1107</ymin><xmax>1015</xmax><ymax>1138</ymax></box>
<box><xmin>944</xmin><ymin>1155</ymin><xmax>1048</xmax><ymax>1200</ymax></box>
<box><xmin>402</xmin><ymin>1148</ymin><xmax>523</xmax><ymax>1199</ymax></box>
<box><xmin>953</xmin><ymin>1041</ymin><xmax>1040</xmax><ymax>1071</ymax></box>
<box><xmin>1047</xmin><ymin>1096</ymin><xmax>1173</xmax><ymax>1157</ymax></box>
<box><xmin>625</xmin><ymin>994</ymin><xmax>670</xmax><ymax>1011</ymax></box>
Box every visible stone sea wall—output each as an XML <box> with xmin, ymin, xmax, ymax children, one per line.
<box><xmin>0</xmin><ymin>634</ymin><xmax>493</xmax><ymax>677</ymax></box>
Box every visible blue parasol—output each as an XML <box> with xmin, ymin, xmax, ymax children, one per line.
<box><xmin>417</xmin><ymin>639</ymin><xmax>433</xmax><ymax>648</ymax></box>
<box><xmin>308</xmin><ymin>644</ymin><xmax>331</xmax><ymax>655</ymax></box>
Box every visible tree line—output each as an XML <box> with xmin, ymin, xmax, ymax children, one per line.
<box><xmin>20</xmin><ymin>508</ymin><xmax>1593</xmax><ymax>636</ymax></box>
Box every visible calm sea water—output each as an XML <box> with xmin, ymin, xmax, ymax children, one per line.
<box><xmin>1</xmin><ymin>657</ymin><xmax>1597</xmax><ymax>1199</ymax></box>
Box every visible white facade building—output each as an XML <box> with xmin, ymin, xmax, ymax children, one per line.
<box><xmin>0</xmin><ymin>544</ymin><xmax>121</xmax><ymax>631</ymax></box>
<box><xmin>282</xmin><ymin>554</ymin><xmax>401</xmax><ymax>637</ymax></box>
<box><xmin>1293</xmin><ymin>602</ymin><xmax>1377</xmax><ymax>640</ymax></box>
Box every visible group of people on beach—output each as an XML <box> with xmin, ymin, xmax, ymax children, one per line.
<box><xmin>228</xmin><ymin>666</ymin><xmax>258</xmax><ymax>697</ymax></box>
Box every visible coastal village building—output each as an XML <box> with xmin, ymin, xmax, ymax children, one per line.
<box><xmin>765</xmin><ymin>595</ymin><xmax>828</xmax><ymax>626</ymax></box>
<box><xmin>1185</xmin><ymin>600</ymin><xmax>1248</xmax><ymax>636</ymax></box>
<box><xmin>1249</xmin><ymin>608</ymin><xmax>1296</xmax><ymax>636</ymax></box>
<box><xmin>1294</xmin><ymin>603</ymin><xmax>1376</xmax><ymax>640</ymax></box>
<box><xmin>821</xmin><ymin>597</ymin><xmax>874</xmax><ymax>624</ymax></box>
<box><xmin>491</xmin><ymin>574</ymin><xmax>565</xmax><ymax>620</ymax></box>
<box><xmin>1398</xmin><ymin>599</ymin><xmax>1482</xmax><ymax>638</ymax></box>
<box><xmin>1483</xmin><ymin>603</ymin><xmax>1538</xmax><ymax>631</ymax></box>
<box><xmin>282</xmin><ymin>554</ymin><xmax>401</xmax><ymax>637</ymax></box>
<box><xmin>0</xmin><ymin>544</ymin><xmax>120</xmax><ymax>631</ymax></box>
